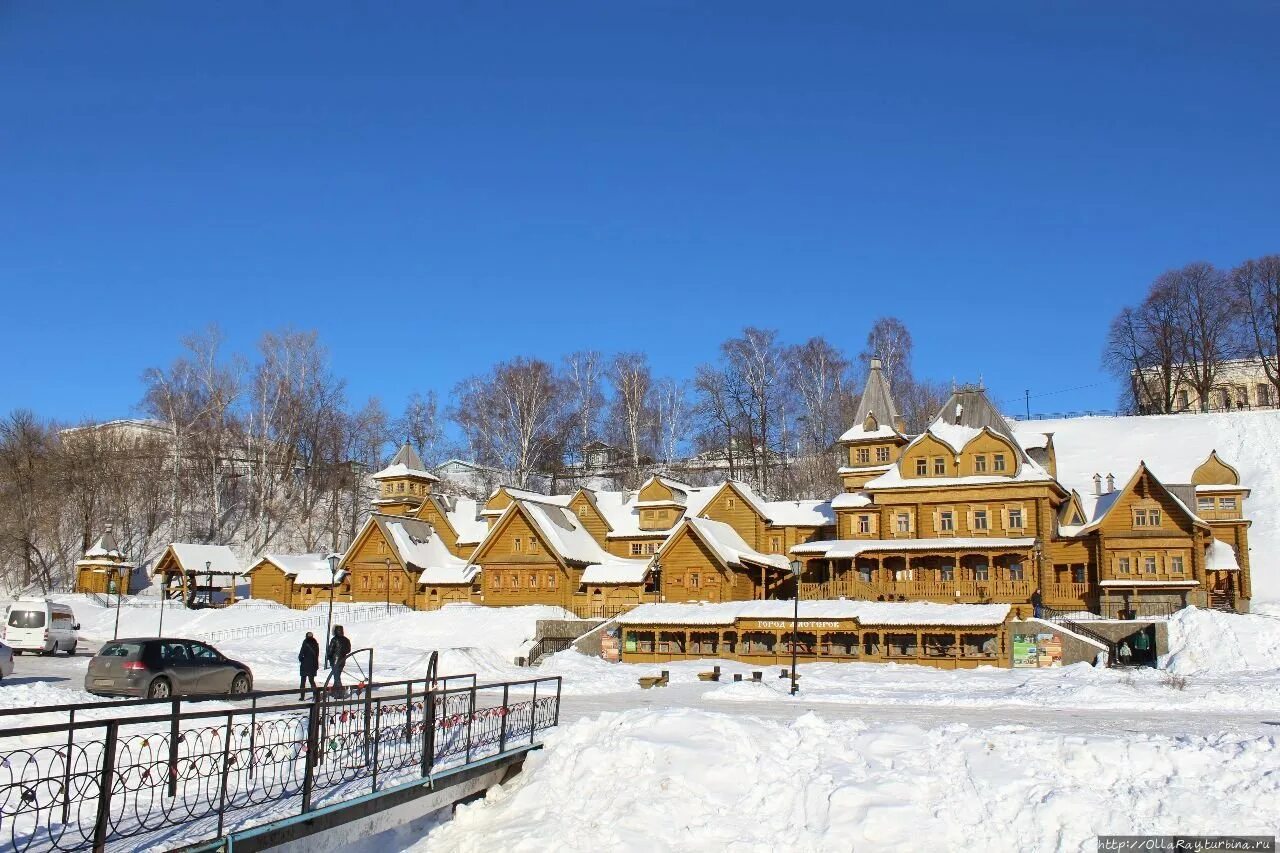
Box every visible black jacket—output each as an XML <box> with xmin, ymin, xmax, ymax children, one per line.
<box><xmin>326</xmin><ymin>633</ymin><xmax>352</xmax><ymax>667</ymax></box>
<box><xmin>1030</xmin><ymin>590</ymin><xmax>1043</xmax><ymax>606</ymax></box>
<box><xmin>298</xmin><ymin>637</ymin><xmax>320</xmax><ymax>677</ymax></box>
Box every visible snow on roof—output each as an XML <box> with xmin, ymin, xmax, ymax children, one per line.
<box><xmin>1016</xmin><ymin>432</ymin><xmax>1051</xmax><ymax>451</ymax></box>
<box><xmin>1206</xmin><ymin>539</ymin><xmax>1241</xmax><ymax>571</ymax></box>
<box><xmin>792</xmin><ymin>537</ymin><xmax>1036</xmax><ymax>558</ymax></box>
<box><xmin>618</xmin><ymin>599</ymin><xmax>1012</xmax><ymax>627</ymax></box>
<box><xmin>830</xmin><ymin>491</ymin><xmax>873</xmax><ymax>509</ymax></box>
<box><xmin>261</xmin><ymin>553</ymin><xmax>332</xmax><ymax>577</ymax></box>
<box><xmin>383</xmin><ymin>520</ymin><xmax>472</xmax><ymax>582</ymax></box>
<box><xmin>580</xmin><ymin>559</ymin><xmax>651</xmax><ymax>585</ymax></box>
<box><xmin>372</xmin><ymin>443</ymin><xmax>437</xmax><ymax>481</ymax></box>
<box><xmin>726</xmin><ymin>481</ymin><xmax>833</xmax><ymax>527</ymax></box>
<box><xmin>167</xmin><ymin>543</ymin><xmax>241</xmax><ymax>575</ymax></box>
<box><xmin>682</xmin><ymin>517</ymin><xmax>791</xmax><ymax>571</ymax></box>
<box><xmin>84</xmin><ymin>527</ymin><xmax>123</xmax><ymax>559</ymax></box>
<box><xmin>1098</xmin><ymin>579</ymin><xmax>1200</xmax><ymax>587</ymax></box>
<box><xmin>1196</xmin><ymin>484</ymin><xmax>1250</xmax><ymax>493</ymax></box>
<box><xmin>519</xmin><ymin>501</ymin><xmax>616</xmax><ymax>565</ymax></box>
<box><xmin>446</xmin><ymin>498</ymin><xmax>488</xmax><ymax>544</ymax></box>
<box><xmin>926</xmin><ymin>422</ymin><xmax>983</xmax><ymax>454</ymax></box>
<box><xmin>839</xmin><ymin>424</ymin><xmax>902</xmax><ymax>442</ymax></box>
<box><xmin>587</xmin><ymin>484</ymin><xmax>720</xmax><ymax>538</ymax></box>
<box><xmin>864</xmin><ymin>461</ymin><xmax>1055</xmax><ymax>491</ymax></box>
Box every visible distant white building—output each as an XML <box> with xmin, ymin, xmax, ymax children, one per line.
<box><xmin>1135</xmin><ymin>357</ymin><xmax>1278</xmax><ymax>413</ymax></box>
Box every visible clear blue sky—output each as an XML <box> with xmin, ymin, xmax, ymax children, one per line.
<box><xmin>3</xmin><ymin>2</ymin><xmax>1278</xmax><ymax>424</ymax></box>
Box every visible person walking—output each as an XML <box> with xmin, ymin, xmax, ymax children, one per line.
<box><xmin>1030</xmin><ymin>588</ymin><xmax>1044</xmax><ymax>619</ymax></box>
<box><xmin>1117</xmin><ymin>640</ymin><xmax>1133</xmax><ymax>666</ymax></box>
<box><xmin>298</xmin><ymin>631</ymin><xmax>320</xmax><ymax>700</ymax></box>
<box><xmin>326</xmin><ymin>625</ymin><xmax>352</xmax><ymax>698</ymax></box>
<box><xmin>1131</xmin><ymin>629</ymin><xmax>1151</xmax><ymax>665</ymax></box>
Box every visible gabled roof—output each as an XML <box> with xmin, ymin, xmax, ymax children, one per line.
<box><xmin>344</xmin><ymin>512</ymin><xmax>476</xmax><ymax>583</ymax></box>
<box><xmin>710</xmin><ymin>481</ymin><xmax>834</xmax><ymax>527</ymax></box>
<box><xmin>159</xmin><ymin>543</ymin><xmax>241</xmax><ymax>575</ymax></box>
<box><xmin>470</xmin><ymin>498</ymin><xmax>649</xmax><ymax>580</ymax></box>
<box><xmin>1075</xmin><ymin>463</ymin><xmax>1209</xmax><ymax>535</ymax></box>
<box><xmin>252</xmin><ymin>553</ymin><xmax>347</xmax><ymax>586</ymax></box>
<box><xmin>661</xmin><ymin>516</ymin><xmax>791</xmax><ymax>572</ymax></box>
<box><xmin>372</xmin><ymin>443</ymin><xmax>438</xmax><ymax>482</ymax></box>
<box><xmin>840</xmin><ymin>358</ymin><xmax>903</xmax><ymax>442</ymax></box>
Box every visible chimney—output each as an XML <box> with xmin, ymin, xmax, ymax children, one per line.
<box><xmin>870</xmin><ymin>357</ymin><xmax>883</xmax><ymax>370</ymax></box>
<box><xmin>1092</xmin><ymin>473</ymin><xmax>1102</xmax><ymax>496</ymax></box>
<box><xmin>1106</xmin><ymin>473</ymin><xmax>1115</xmax><ymax>493</ymax></box>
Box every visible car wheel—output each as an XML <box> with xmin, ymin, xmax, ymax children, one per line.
<box><xmin>230</xmin><ymin>673</ymin><xmax>250</xmax><ymax>695</ymax></box>
<box><xmin>64</xmin><ymin>643</ymin><xmax>76</xmax><ymax>656</ymax></box>
<box><xmin>12</xmin><ymin>650</ymin><xmax>21</xmax><ymax>656</ymax></box>
<box><xmin>148</xmin><ymin>677</ymin><xmax>172</xmax><ymax>699</ymax></box>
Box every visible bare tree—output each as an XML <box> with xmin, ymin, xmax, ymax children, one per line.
<box><xmin>1169</xmin><ymin>263</ymin><xmax>1241</xmax><ymax>410</ymax></box>
<box><xmin>653</xmin><ymin>377</ymin><xmax>690</xmax><ymax>466</ymax></box>
<box><xmin>898</xmin><ymin>379</ymin><xmax>950</xmax><ymax>434</ymax></box>
<box><xmin>721</xmin><ymin>328</ymin><xmax>785</xmax><ymax>492</ymax></box>
<box><xmin>397</xmin><ymin>391</ymin><xmax>445</xmax><ymax>466</ymax></box>
<box><xmin>860</xmin><ymin>317</ymin><xmax>913</xmax><ymax>393</ymax></box>
<box><xmin>1233</xmin><ymin>254</ymin><xmax>1280</xmax><ymax>402</ymax></box>
<box><xmin>450</xmin><ymin>357</ymin><xmax>566</xmax><ymax>488</ymax></box>
<box><xmin>786</xmin><ymin>337</ymin><xmax>852</xmax><ymax>453</ymax></box>
<box><xmin>691</xmin><ymin>364</ymin><xmax>740</xmax><ymax>480</ymax></box>
<box><xmin>607</xmin><ymin>353</ymin><xmax>656</xmax><ymax>482</ymax></box>
<box><xmin>561</xmin><ymin>351</ymin><xmax>605</xmax><ymax>466</ymax></box>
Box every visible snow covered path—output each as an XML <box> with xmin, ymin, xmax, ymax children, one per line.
<box><xmin>559</xmin><ymin>680</ymin><xmax>1280</xmax><ymax>739</ymax></box>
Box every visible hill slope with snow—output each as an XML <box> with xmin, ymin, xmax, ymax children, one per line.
<box><xmin>1011</xmin><ymin>409</ymin><xmax>1280</xmax><ymax>602</ymax></box>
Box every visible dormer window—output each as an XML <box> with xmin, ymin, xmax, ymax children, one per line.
<box><xmin>933</xmin><ymin>457</ymin><xmax>946</xmax><ymax>476</ymax></box>
<box><xmin>915</xmin><ymin>459</ymin><xmax>927</xmax><ymax>476</ymax></box>
<box><xmin>856</xmin><ymin>448</ymin><xmax>870</xmax><ymax>464</ymax></box>
<box><xmin>993</xmin><ymin>454</ymin><xmax>1006</xmax><ymax>472</ymax></box>
<box><xmin>975</xmin><ymin>455</ymin><xmax>987</xmax><ymax>473</ymax></box>
<box><xmin>1221</xmin><ymin>497</ymin><xmax>1237</xmax><ymax>510</ymax></box>
<box><xmin>876</xmin><ymin>447</ymin><xmax>889</xmax><ymax>463</ymax></box>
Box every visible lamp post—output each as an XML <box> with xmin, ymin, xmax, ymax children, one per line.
<box><xmin>205</xmin><ymin>560</ymin><xmax>212</xmax><ymax>607</ymax></box>
<box><xmin>325</xmin><ymin>552</ymin><xmax>340</xmax><ymax>652</ymax></box>
<box><xmin>112</xmin><ymin>567</ymin><xmax>123</xmax><ymax>640</ymax></box>
<box><xmin>384</xmin><ymin>557</ymin><xmax>392</xmax><ymax>614</ymax></box>
<box><xmin>157</xmin><ymin>568</ymin><xmax>167</xmax><ymax>638</ymax></box>
<box><xmin>789</xmin><ymin>558</ymin><xmax>802</xmax><ymax>696</ymax></box>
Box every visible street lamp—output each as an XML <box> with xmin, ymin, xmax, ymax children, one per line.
<box><xmin>157</xmin><ymin>566</ymin><xmax>167</xmax><ymax>638</ymax></box>
<box><xmin>384</xmin><ymin>557</ymin><xmax>392</xmax><ymax>614</ymax></box>
<box><xmin>789</xmin><ymin>558</ymin><xmax>802</xmax><ymax>696</ymax></box>
<box><xmin>205</xmin><ymin>560</ymin><xmax>213</xmax><ymax>607</ymax></box>
<box><xmin>326</xmin><ymin>552</ymin><xmax>341</xmax><ymax>649</ymax></box>
<box><xmin>112</xmin><ymin>567</ymin><xmax>123</xmax><ymax>641</ymax></box>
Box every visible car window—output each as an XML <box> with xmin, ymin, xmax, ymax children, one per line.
<box><xmin>188</xmin><ymin>642</ymin><xmax>223</xmax><ymax>662</ymax></box>
<box><xmin>99</xmin><ymin>642</ymin><xmax>143</xmax><ymax>658</ymax></box>
<box><xmin>161</xmin><ymin>642</ymin><xmax>190</xmax><ymax>663</ymax></box>
<box><xmin>53</xmin><ymin>613</ymin><xmax>73</xmax><ymax>626</ymax></box>
<box><xmin>7</xmin><ymin>610</ymin><xmax>46</xmax><ymax>628</ymax></box>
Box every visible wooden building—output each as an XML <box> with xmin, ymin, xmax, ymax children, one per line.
<box><xmin>73</xmin><ymin>525</ymin><xmax>141</xmax><ymax>594</ymax></box>
<box><xmin>372</xmin><ymin>443</ymin><xmax>439</xmax><ymax>517</ymax></box>
<box><xmin>617</xmin><ymin>600</ymin><xmax>1012</xmax><ymax>670</ymax></box>
<box><xmin>793</xmin><ymin>362</ymin><xmax>1254</xmax><ymax>617</ymax></box>
<box><xmin>152</xmin><ymin>543</ymin><xmax>243</xmax><ymax>606</ymax></box>
<box><xmin>244</xmin><ymin>554</ymin><xmax>349</xmax><ymax>610</ymax></box>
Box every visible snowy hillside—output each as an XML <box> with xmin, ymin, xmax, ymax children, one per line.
<box><xmin>1011</xmin><ymin>409</ymin><xmax>1280</xmax><ymax>602</ymax></box>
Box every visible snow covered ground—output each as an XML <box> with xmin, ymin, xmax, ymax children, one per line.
<box><xmin>1011</xmin><ymin>408</ymin><xmax>1280</xmax><ymax>601</ymax></box>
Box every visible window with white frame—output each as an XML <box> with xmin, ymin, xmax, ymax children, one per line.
<box><xmin>856</xmin><ymin>448</ymin><xmax>870</xmax><ymax>464</ymax></box>
<box><xmin>630</xmin><ymin>542</ymin><xmax>644</xmax><ymax>556</ymax></box>
<box><xmin>1171</xmin><ymin>555</ymin><xmax>1184</xmax><ymax>574</ymax></box>
<box><xmin>972</xmin><ymin>510</ymin><xmax>989</xmax><ymax>531</ymax></box>
<box><xmin>1133</xmin><ymin>509</ymin><xmax>1148</xmax><ymax>527</ymax></box>
<box><xmin>876</xmin><ymin>446</ymin><xmax>890</xmax><ymax>463</ymax></box>
<box><xmin>1198</xmin><ymin>497</ymin><xmax>1214</xmax><ymax>511</ymax></box>
<box><xmin>1144</xmin><ymin>556</ymin><xmax>1156</xmax><ymax>574</ymax></box>
<box><xmin>1007</xmin><ymin>507</ymin><xmax>1023</xmax><ymax>529</ymax></box>
<box><xmin>933</xmin><ymin>457</ymin><xmax>946</xmax><ymax>476</ymax></box>
<box><xmin>1118</xmin><ymin>557</ymin><xmax>1130</xmax><ymax>574</ymax></box>
<box><xmin>896</xmin><ymin>513</ymin><xmax>910</xmax><ymax>533</ymax></box>
<box><xmin>939</xmin><ymin>511</ymin><xmax>955</xmax><ymax>532</ymax></box>
<box><xmin>974</xmin><ymin>455</ymin><xmax>987</xmax><ymax>473</ymax></box>
<box><xmin>1220</xmin><ymin>497</ymin><xmax>1237</xmax><ymax>510</ymax></box>
<box><xmin>993</xmin><ymin>453</ymin><xmax>1006</xmax><ymax>472</ymax></box>
<box><xmin>915</xmin><ymin>458</ymin><xmax>927</xmax><ymax>476</ymax></box>
<box><xmin>858</xmin><ymin>515</ymin><xmax>872</xmax><ymax>534</ymax></box>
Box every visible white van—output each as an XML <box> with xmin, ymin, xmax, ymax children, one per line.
<box><xmin>2</xmin><ymin>598</ymin><xmax>80</xmax><ymax>655</ymax></box>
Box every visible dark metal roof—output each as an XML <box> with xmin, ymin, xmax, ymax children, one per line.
<box><xmin>932</xmin><ymin>386</ymin><xmax>1018</xmax><ymax>444</ymax></box>
<box><xmin>854</xmin><ymin>358</ymin><xmax>901</xmax><ymax>429</ymax></box>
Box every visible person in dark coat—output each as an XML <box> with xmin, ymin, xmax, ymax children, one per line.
<box><xmin>298</xmin><ymin>632</ymin><xmax>320</xmax><ymax>700</ymax></box>
<box><xmin>326</xmin><ymin>625</ymin><xmax>352</xmax><ymax>698</ymax></box>
<box><xmin>1030</xmin><ymin>588</ymin><xmax>1044</xmax><ymax>619</ymax></box>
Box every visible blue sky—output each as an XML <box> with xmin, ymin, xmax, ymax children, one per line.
<box><xmin>2</xmin><ymin>2</ymin><xmax>1278</xmax><ymax>424</ymax></box>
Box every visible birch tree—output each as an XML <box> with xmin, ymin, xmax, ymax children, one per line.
<box><xmin>608</xmin><ymin>352</ymin><xmax>656</xmax><ymax>481</ymax></box>
<box><xmin>450</xmin><ymin>357</ymin><xmax>566</xmax><ymax>488</ymax></box>
<box><xmin>859</xmin><ymin>317</ymin><xmax>913</xmax><ymax>394</ymax></box>
<box><xmin>562</xmin><ymin>351</ymin><xmax>605</xmax><ymax>466</ymax></box>
<box><xmin>1232</xmin><ymin>254</ymin><xmax>1280</xmax><ymax>403</ymax></box>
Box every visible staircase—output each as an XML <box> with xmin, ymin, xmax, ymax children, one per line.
<box><xmin>1208</xmin><ymin>591</ymin><xmax>1235</xmax><ymax>612</ymax></box>
<box><xmin>1045</xmin><ymin>611</ymin><xmax>1119</xmax><ymax>667</ymax></box>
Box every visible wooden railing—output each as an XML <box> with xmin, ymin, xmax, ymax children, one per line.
<box><xmin>1044</xmin><ymin>582</ymin><xmax>1090</xmax><ymax>605</ymax></box>
<box><xmin>800</xmin><ymin>577</ymin><xmax>1033</xmax><ymax>603</ymax></box>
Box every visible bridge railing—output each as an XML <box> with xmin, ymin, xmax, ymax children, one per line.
<box><xmin>0</xmin><ymin>671</ymin><xmax>561</xmax><ymax>853</ymax></box>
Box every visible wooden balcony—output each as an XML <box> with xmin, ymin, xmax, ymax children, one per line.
<box><xmin>800</xmin><ymin>577</ymin><xmax>1033</xmax><ymax>604</ymax></box>
<box><xmin>1044</xmin><ymin>582</ymin><xmax>1090</xmax><ymax>607</ymax></box>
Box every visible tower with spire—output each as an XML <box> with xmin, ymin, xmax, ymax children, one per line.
<box><xmin>73</xmin><ymin>524</ymin><xmax>137</xmax><ymax>594</ymax></box>
<box><xmin>371</xmin><ymin>442</ymin><xmax>438</xmax><ymax>516</ymax></box>
<box><xmin>838</xmin><ymin>357</ymin><xmax>910</xmax><ymax>490</ymax></box>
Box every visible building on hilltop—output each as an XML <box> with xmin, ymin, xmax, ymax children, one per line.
<box><xmin>1133</xmin><ymin>356</ymin><xmax>1279</xmax><ymax>414</ymax></box>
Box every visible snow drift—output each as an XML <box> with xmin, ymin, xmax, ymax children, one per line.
<box><xmin>418</xmin><ymin>708</ymin><xmax>1279</xmax><ymax>853</ymax></box>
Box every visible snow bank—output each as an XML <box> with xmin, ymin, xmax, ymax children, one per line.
<box><xmin>1160</xmin><ymin>607</ymin><xmax>1280</xmax><ymax>675</ymax></box>
<box><xmin>418</xmin><ymin>708</ymin><xmax>1279</xmax><ymax>852</ymax></box>
<box><xmin>1012</xmin><ymin>409</ymin><xmax>1280</xmax><ymax>601</ymax></box>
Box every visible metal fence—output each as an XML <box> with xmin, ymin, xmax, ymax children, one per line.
<box><xmin>0</xmin><ymin>672</ymin><xmax>561</xmax><ymax>852</ymax></box>
<box><xmin>194</xmin><ymin>604</ymin><xmax>402</xmax><ymax>644</ymax></box>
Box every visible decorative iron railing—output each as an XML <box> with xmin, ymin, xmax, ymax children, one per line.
<box><xmin>0</xmin><ymin>672</ymin><xmax>561</xmax><ymax>852</ymax></box>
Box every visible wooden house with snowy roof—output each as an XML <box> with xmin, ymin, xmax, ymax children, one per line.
<box><xmin>372</xmin><ymin>442</ymin><xmax>438</xmax><ymax>516</ymax></box>
<box><xmin>74</xmin><ymin>525</ymin><xmax>141</xmax><ymax>594</ymax></box>
<box><xmin>153</xmin><ymin>543</ymin><xmax>243</xmax><ymax>606</ymax></box>
<box><xmin>245</xmin><ymin>553</ymin><xmax>349</xmax><ymax>610</ymax></box>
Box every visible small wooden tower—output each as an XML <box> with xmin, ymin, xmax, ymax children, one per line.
<box><xmin>372</xmin><ymin>442</ymin><xmax>438</xmax><ymax>516</ymax></box>
<box><xmin>74</xmin><ymin>525</ymin><xmax>136</xmax><ymax>594</ymax></box>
